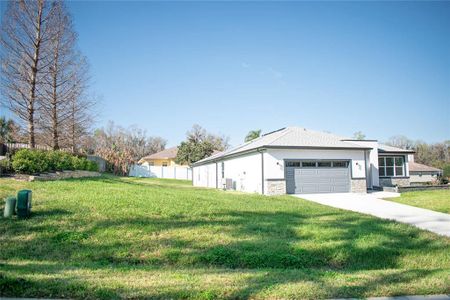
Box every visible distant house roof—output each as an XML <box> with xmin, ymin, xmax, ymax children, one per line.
<box><xmin>409</xmin><ymin>162</ymin><xmax>442</xmax><ymax>173</ymax></box>
<box><xmin>139</xmin><ymin>147</ymin><xmax>178</xmax><ymax>163</ymax></box>
<box><xmin>377</xmin><ymin>143</ymin><xmax>415</xmax><ymax>154</ymax></box>
<box><xmin>193</xmin><ymin>127</ymin><xmax>372</xmax><ymax>166</ymax></box>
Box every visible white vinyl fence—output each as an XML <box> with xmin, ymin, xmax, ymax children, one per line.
<box><xmin>129</xmin><ymin>164</ymin><xmax>192</xmax><ymax>180</ymax></box>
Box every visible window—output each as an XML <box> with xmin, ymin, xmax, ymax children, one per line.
<box><xmin>317</xmin><ymin>161</ymin><xmax>332</xmax><ymax>167</ymax></box>
<box><xmin>332</xmin><ymin>161</ymin><xmax>348</xmax><ymax>168</ymax></box>
<box><xmin>378</xmin><ymin>157</ymin><xmax>385</xmax><ymax>176</ymax></box>
<box><xmin>286</xmin><ymin>161</ymin><xmax>349</xmax><ymax>168</ymax></box>
<box><xmin>378</xmin><ymin>156</ymin><xmax>404</xmax><ymax>177</ymax></box>
<box><xmin>286</xmin><ymin>161</ymin><xmax>300</xmax><ymax>167</ymax></box>
<box><xmin>302</xmin><ymin>161</ymin><xmax>316</xmax><ymax>167</ymax></box>
<box><xmin>395</xmin><ymin>157</ymin><xmax>404</xmax><ymax>176</ymax></box>
<box><xmin>162</xmin><ymin>162</ymin><xmax>168</xmax><ymax>167</ymax></box>
<box><xmin>221</xmin><ymin>162</ymin><xmax>225</xmax><ymax>178</ymax></box>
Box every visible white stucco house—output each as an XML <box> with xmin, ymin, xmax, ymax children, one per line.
<box><xmin>191</xmin><ymin>127</ymin><xmax>414</xmax><ymax>195</ymax></box>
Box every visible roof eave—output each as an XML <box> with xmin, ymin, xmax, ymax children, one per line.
<box><xmin>192</xmin><ymin>145</ymin><xmax>372</xmax><ymax>167</ymax></box>
<box><xmin>263</xmin><ymin>145</ymin><xmax>372</xmax><ymax>150</ymax></box>
<box><xmin>378</xmin><ymin>150</ymin><xmax>415</xmax><ymax>154</ymax></box>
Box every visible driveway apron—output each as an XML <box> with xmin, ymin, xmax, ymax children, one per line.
<box><xmin>293</xmin><ymin>192</ymin><xmax>450</xmax><ymax>237</ymax></box>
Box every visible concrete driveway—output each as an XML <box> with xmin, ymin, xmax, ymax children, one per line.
<box><xmin>293</xmin><ymin>192</ymin><xmax>450</xmax><ymax>237</ymax></box>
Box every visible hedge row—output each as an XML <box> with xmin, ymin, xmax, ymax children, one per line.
<box><xmin>12</xmin><ymin>149</ymin><xmax>98</xmax><ymax>174</ymax></box>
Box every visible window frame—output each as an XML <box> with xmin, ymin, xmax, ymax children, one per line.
<box><xmin>332</xmin><ymin>161</ymin><xmax>349</xmax><ymax>168</ymax></box>
<box><xmin>378</xmin><ymin>156</ymin><xmax>405</xmax><ymax>177</ymax></box>
<box><xmin>317</xmin><ymin>161</ymin><xmax>332</xmax><ymax>168</ymax></box>
<box><xmin>284</xmin><ymin>160</ymin><xmax>349</xmax><ymax>168</ymax></box>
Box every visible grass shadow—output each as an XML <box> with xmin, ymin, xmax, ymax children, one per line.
<box><xmin>1</xmin><ymin>176</ymin><xmax>449</xmax><ymax>299</ymax></box>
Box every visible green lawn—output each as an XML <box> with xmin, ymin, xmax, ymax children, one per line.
<box><xmin>387</xmin><ymin>190</ymin><xmax>450</xmax><ymax>214</ymax></box>
<box><xmin>0</xmin><ymin>175</ymin><xmax>449</xmax><ymax>299</ymax></box>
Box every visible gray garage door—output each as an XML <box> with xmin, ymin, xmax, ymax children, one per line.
<box><xmin>286</xmin><ymin>160</ymin><xmax>350</xmax><ymax>194</ymax></box>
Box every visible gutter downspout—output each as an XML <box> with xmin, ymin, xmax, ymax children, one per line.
<box><xmin>364</xmin><ymin>150</ymin><xmax>370</xmax><ymax>190</ymax></box>
<box><xmin>257</xmin><ymin>148</ymin><xmax>265</xmax><ymax>195</ymax></box>
<box><xmin>215</xmin><ymin>162</ymin><xmax>218</xmax><ymax>189</ymax></box>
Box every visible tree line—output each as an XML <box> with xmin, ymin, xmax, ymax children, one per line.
<box><xmin>386</xmin><ymin>135</ymin><xmax>450</xmax><ymax>171</ymax></box>
<box><xmin>1</xmin><ymin>0</ymin><xmax>93</xmax><ymax>152</ymax></box>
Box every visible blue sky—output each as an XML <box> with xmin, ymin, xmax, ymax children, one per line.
<box><xmin>1</xmin><ymin>1</ymin><xmax>449</xmax><ymax>147</ymax></box>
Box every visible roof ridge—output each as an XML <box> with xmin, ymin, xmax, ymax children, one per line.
<box><xmin>220</xmin><ymin>127</ymin><xmax>288</xmax><ymax>156</ymax></box>
<box><xmin>339</xmin><ymin>139</ymin><xmax>371</xmax><ymax>148</ymax></box>
<box><xmin>262</xmin><ymin>127</ymin><xmax>286</xmax><ymax>137</ymax></box>
<box><xmin>265</xmin><ymin>127</ymin><xmax>293</xmax><ymax>146</ymax></box>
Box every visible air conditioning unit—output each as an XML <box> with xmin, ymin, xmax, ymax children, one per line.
<box><xmin>223</xmin><ymin>178</ymin><xmax>233</xmax><ymax>190</ymax></box>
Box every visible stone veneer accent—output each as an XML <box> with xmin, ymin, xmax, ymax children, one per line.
<box><xmin>14</xmin><ymin>170</ymin><xmax>101</xmax><ymax>182</ymax></box>
<box><xmin>379</xmin><ymin>177</ymin><xmax>410</xmax><ymax>187</ymax></box>
<box><xmin>265</xmin><ymin>179</ymin><xmax>286</xmax><ymax>196</ymax></box>
<box><xmin>351</xmin><ymin>178</ymin><xmax>367</xmax><ymax>193</ymax></box>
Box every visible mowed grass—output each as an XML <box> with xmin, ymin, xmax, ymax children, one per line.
<box><xmin>0</xmin><ymin>175</ymin><xmax>449</xmax><ymax>299</ymax></box>
<box><xmin>386</xmin><ymin>189</ymin><xmax>450</xmax><ymax>214</ymax></box>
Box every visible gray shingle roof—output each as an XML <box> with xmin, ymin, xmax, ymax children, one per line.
<box><xmin>377</xmin><ymin>143</ymin><xmax>415</xmax><ymax>153</ymax></box>
<box><xmin>193</xmin><ymin>127</ymin><xmax>371</xmax><ymax>166</ymax></box>
<box><xmin>409</xmin><ymin>162</ymin><xmax>442</xmax><ymax>172</ymax></box>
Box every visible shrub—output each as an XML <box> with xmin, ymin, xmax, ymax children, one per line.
<box><xmin>87</xmin><ymin>160</ymin><xmax>99</xmax><ymax>172</ymax></box>
<box><xmin>12</xmin><ymin>149</ymin><xmax>100</xmax><ymax>174</ymax></box>
<box><xmin>47</xmin><ymin>151</ymin><xmax>68</xmax><ymax>171</ymax></box>
<box><xmin>443</xmin><ymin>164</ymin><xmax>450</xmax><ymax>178</ymax></box>
<box><xmin>72</xmin><ymin>156</ymin><xmax>94</xmax><ymax>171</ymax></box>
<box><xmin>0</xmin><ymin>157</ymin><xmax>13</xmax><ymax>175</ymax></box>
<box><xmin>53</xmin><ymin>151</ymin><xmax>74</xmax><ymax>171</ymax></box>
<box><xmin>12</xmin><ymin>149</ymin><xmax>49</xmax><ymax>174</ymax></box>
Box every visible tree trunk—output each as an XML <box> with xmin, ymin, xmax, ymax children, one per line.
<box><xmin>52</xmin><ymin>57</ymin><xmax>59</xmax><ymax>150</ymax></box>
<box><xmin>52</xmin><ymin>104</ymin><xmax>59</xmax><ymax>150</ymax></box>
<box><xmin>71</xmin><ymin>106</ymin><xmax>76</xmax><ymax>153</ymax></box>
<box><xmin>28</xmin><ymin>1</ymin><xmax>44</xmax><ymax>149</ymax></box>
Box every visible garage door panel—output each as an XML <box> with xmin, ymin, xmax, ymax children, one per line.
<box><xmin>333</xmin><ymin>178</ymin><xmax>349</xmax><ymax>184</ymax></box>
<box><xmin>300</xmin><ymin>177</ymin><xmax>332</xmax><ymax>184</ymax></box>
<box><xmin>286</xmin><ymin>162</ymin><xmax>351</xmax><ymax>194</ymax></box>
<box><xmin>333</xmin><ymin>185</ymin><xmax>349</xmax><ymax>192</ymax></box>
<box><xmin>317</xmin><ymin>185</ymin><xmax>334</xmax><ymax>193</ymax></box>
<box><xmin>318</xmin><ymin>169</ymin><xmax>347</xmax><ymax>176</ymax></box>
<box><xmin>296</xmin><ymin>169</ymin><xmax>317</xmax><ymax>176</ymax></box>
<box><xmin>300</xmin><ymin>185</ymin><xmax>318</xmax><ymax>193</ymax></box>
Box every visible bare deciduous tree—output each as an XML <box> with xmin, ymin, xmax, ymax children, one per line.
<box><xmin>0</xmin><ymin>0</ymin><xmax>57</xmax><ymax>148</ymax></box>
<box><xmin>386</xmin><ymin>135</ymin><xmax>415</xmax><ymax>150</ymax></box>
<box><xmin>64</xmin><ymin>68</ymin><xmax>95</xmax><ymax>154</ymax></box>
<box><xmin>92</xmin><ymin>122</ymin><xmax>167</xmax><ymax>175</ymax></box>
<box><xmin>39</xmin><ymin>1</ymin><xmax>80</xmax><ymax>150</ymax></box>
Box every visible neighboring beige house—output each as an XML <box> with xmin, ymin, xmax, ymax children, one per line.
<box><xmin>138</xmin><ymin>147</ymin><xmax>187</xmax><ymax>167</ymax></box>
<box><xmin>409</xmin><ymin>161</ymin><xmax>443</xmax><ymax>185</ymax></box>
<box><xmin>407</xmin><ymin>154</ymin><xmax>443</xmax><ymax>185</ymax></box>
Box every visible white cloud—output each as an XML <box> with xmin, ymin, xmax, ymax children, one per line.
<box><xmin>268</xmin><ymin>67</ymin><xmax>283</xmax><ymax>79</ymax></box>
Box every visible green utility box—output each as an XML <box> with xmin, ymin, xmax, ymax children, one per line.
<box><xmin>3</xmin><ymin>196</ymin><xmax>16</xmax><ymax>218</ymax></box>
<box><xmin>17</xmin><ymin>190</ymin><xmax>32</xmax><ymax>218</ymax></box>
